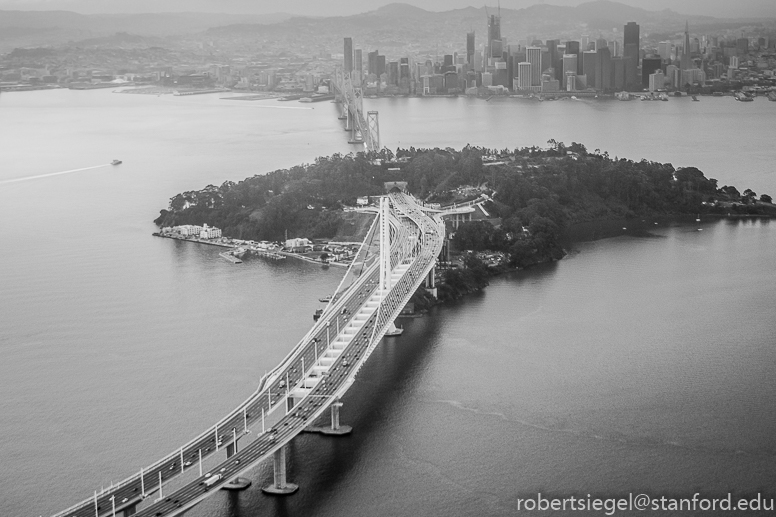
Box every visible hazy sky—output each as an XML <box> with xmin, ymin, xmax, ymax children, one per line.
<box><xmin>0</xmin><ymin>0</ymin><xmax>774</xmax><ymax>18</ymax></box>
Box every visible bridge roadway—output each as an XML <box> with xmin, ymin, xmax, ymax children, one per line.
<box><xmin>52</xmin><ymin>192</ymin><xmax>444</xmax><ymax>517</ymax></box>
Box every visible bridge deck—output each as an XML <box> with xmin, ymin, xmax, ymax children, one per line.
<box><xmin>52</xmin><ymin>193</ymin><xmax>444</xmax><ymax>517</ymax></box>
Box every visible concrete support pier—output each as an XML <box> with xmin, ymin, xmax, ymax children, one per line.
<box><xmin>122</xmin><ymin>504</ymin><xmax>137</xmax><ymax>516</ymax></box>
<box><xmin>261</xmin><ymin>446</ymin><xmax>298</xmax><ymax>495</ymax></box>
<box><xmin>319</xmin><ymin>399</ymin><xmax>353</xmax><ymax>436</ymax></box>
<box><xmin>223</xmin><ymin>477</ymin><xmax>252</xmax><ymax>491</ymax></box>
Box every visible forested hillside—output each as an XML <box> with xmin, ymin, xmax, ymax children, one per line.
<box><xmin>155</xmin><ymin>142</ymin><xmax>774</xmax><ymax>267</ymax></box>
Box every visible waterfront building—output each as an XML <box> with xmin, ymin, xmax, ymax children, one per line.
<box><xmin>482</xmin><ymin>71</ymin><xmax>493</xmax><ymax>87</ymax></box>
<box><xmin>199</xmin><ymin>224</ymin><xmax>222</xmax><ymax>240</ymax></box>
<box><xmin>175</xmin><ymin>225</ymin><xmax>203</xmax><ymax>237</ymax></box>
<box><xmin>526</xmin><ymin>47</ymin><xmax>542</xmax><ymax>86</ymax></box>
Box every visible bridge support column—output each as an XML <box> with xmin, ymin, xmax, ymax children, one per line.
<box><xmin>262</xmin><ymin>445</ymin><xmax>298</xmax><ymax>495</ymax></box>
<box><xmin>319</xmin><ymin>398</ymin><xmax>352</xmax><ymax>436</ymax></box>
<box><xmin>122</xmin><ymin>503</ymin><xmax>137</xmax><ymax>516</ymax></box>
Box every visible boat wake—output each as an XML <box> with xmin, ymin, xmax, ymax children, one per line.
<box><xmin>0</xmin><ymin>164</ymin><xmax>111</xmax><ymax>185</ymax></box>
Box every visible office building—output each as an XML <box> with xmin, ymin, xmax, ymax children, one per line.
<box><xmin>611</xmin><ymin>57</ymin><xmax>625</xmax><ymax>90</ymax></box>
<box><xmin>516</xmin><ymin>62</ymin><xmax>531</xmax><ymax>90</ymax></box>
<box><xmin>562</xmin><ymin>54</ymin><xmax>578</xmax><ymax>89</ymax></box>
<box><xmin>658</xmin><ymin>41</ymin><xmax>672</xmax><ymax>61</ymax></box>
<box><xmin>467</xmin><ymin>32</ymin><xmax>475</xmax><ymax>65</ymax></box>
<box><xmin>595</xmin><ymin>47</ymin><xmax>612</xmax><ymax>91</ymax></box>
<box><xmin>582</xmin><ymin>50</ymin><xmax>597</xmax><ymax>88</ymax></box>
<box><xmin>526</xmin><ymin>47</ymin><xmax>542</xmax><ymax>86</ymax></box>
<box><xmin>649</xmin><ymin>70</ymin><xmax>664</xmax><ymax>91</ymax></box>
<box><xmin>623</xmin><ymin>21</ymin><xmax>640</xmax><ymax>89</ymax></box>
<box><xmin>354</xmin><ymin>49</ymin><xmax>362</xmax><ymax>83</ymax></box>
<box><xmin>565</xmin><ymin>71</ymin><xmax>576</xmax><ymax>91</ymax></box>
<box><xmin>641</xmin><ymin>57</ymin><xmax>662</xmax><ymax>87</ymax></box>
<box><xmin>344</xmin><ymin>37</ymin><xmax>353</xmax><ymax>73</ymax></box>
<box><xmin>566</xmin><ymin>40</ymin><xmax>581</xmax><ymax>74</ymax></box>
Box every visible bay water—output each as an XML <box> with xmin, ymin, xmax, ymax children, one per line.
<box><xmin>1</xmin><ymin>90</ymin><xmax>774</xmax><ymax>516</ymax></box>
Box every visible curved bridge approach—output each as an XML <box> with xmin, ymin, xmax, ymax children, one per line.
<box><xmin>51</xmin><ymin>191</ymin><xmax>444</xmax><ymax>517</ymax></box>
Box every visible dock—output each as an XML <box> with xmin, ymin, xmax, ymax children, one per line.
<box><xmin>219</xmin><ymin>251</ymin><xmax>242</xmax><ymax>264</ymax></box>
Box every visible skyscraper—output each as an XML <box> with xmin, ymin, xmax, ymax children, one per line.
<box><xmin>562</xmin><ymin>54</ymin><xmax>578</xmax><ymax>89</ymax></box>
<box><xmin>642</xmin><ymin>57</ymin><xmax>662</xmax><ymax>87</ymax></box>
<box><xmin>526</xmin><ymin>47</ymin><xmax>542</xmax><ymax>86</ymax></box>
<box><xmin>354</xmin><ymin>48</ymin><xmax>362</xmax><ymax>83</ymax></box>
<box><xmin>516</xmin><ymin>62</ymin><xmax>531</xmax><ymax>90</ymax></box>
<box><xmin>487</xmin><ymin>9</ymin><xmax>502</xmax><ymax>61</ymax></box>
<box><xmin>595</xmin><ymin>47</ymin><xmax>612</xmax><ymax>91</ymax></box>
<box><xmin>344</xmin><ymin>37</ymin><xmax>353</xmax><ymax>74</ymax></box>
<box><xmin>582</xmin><ymin>50</ymin><xmax>597</xmax><ymax>88</ymax></box>
<box><xmin>681</xmin><ymin>21</ymin><xmax>691</xmax><ymax>70</ymax></box>
<box><xmin>623</xmin><ymin>22</ymin><xmax>640</xmax><ymax>90</ymax></box>
<box><xmin>467</xmin><ymin>32</ymin><xmax>475</xmax><ymax>65</ymax></box>
<box><xmin>566</xmin><ymin>41</ymin><xmax>581</xmax><ymax>74</ymax></box>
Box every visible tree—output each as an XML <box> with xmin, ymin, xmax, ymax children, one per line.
<box><xmin>760</xmin><ymin>194</ymin><xmax>773</xmax><ymax>204</ymax></box>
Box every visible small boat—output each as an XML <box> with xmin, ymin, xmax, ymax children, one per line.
<box><xmin>692</xmin><ymin>95</ymin><xmax>699</xmax><ymax>101</ymax></box>
<box><xmin>111</xmin><ymin>159</ymin><xmax>122</xmax><ymax>165</ymax></box>
<box><xmin>318</xmin><ymin>296</ymin><xmax>332</xmax><ymax>303</ymax></box>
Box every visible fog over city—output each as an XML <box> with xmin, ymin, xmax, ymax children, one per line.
<box><xmin>1</xmin><ymin>0</ymin><xmax>775</xmax><ymax>18</ymax></box>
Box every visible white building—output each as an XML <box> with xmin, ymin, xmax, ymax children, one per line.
<box><xmin>199</xmin><ymin>224</ymin><xmax>222</xmax><ymax>239</ymax></box>
<box><xmin>176</xmin><ymin>225</ymin><xmax>203</xmax><ymax>237</ymax></box>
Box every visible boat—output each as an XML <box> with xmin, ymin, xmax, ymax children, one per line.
<box><xmin>692</xmin><ymin>95</ymin><xmax>699</xmax><ymax>101</ymax></box>
<box><xmin>313</xmin><ymin>308</ymin><xmax>323</xmax><ymax>321</ymax></box>
<box><xmin>734</xmin><ymin>92</ymin><xmax>753</xmax><ymax>102</ymax></box>
<box><xmin>768</xmin><ymin>91</ymin><xmax>776</xmax><ymax>102</ymax></box>
<box><xmin>111</xmin><ymin>159</ymin><xmax>122</xmax><ymax>165</ymax></box>
<box><xmin>615</xmin><ymin>91</ymin><xmax>631</xmax><ymax>101</ymax></box>
<box><xmin>318</xmin><ymin>295</ymin><xmax>332</xmax><ymax>303</ymax></box>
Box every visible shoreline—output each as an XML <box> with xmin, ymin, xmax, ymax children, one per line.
<box><xmin>152</xmin><ymin>232</ymin><xmax>350</xmax><ymax>268</ymax></box>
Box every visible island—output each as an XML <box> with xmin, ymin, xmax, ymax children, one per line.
<box><xmin>155</xmin><ymin>142</ymin><xmax>775</xmax><ymax>301</ymax></box>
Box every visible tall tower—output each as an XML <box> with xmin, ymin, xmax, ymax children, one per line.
<box><xmin>681</xmin><ymin>21</ymin><xmax>692</xmax><ymax>70</ymax></box>
<box><xmin>623</xmin><ymin>21</ymin><xmax>640</xmax><ymax>90</ymax></box>
<box><xmin>487</xmin><ymin>6</ymin><xmax>501</xmax><ymax>60</ymax></box>
<box><xmin>344</xmin><ymin>37</ymin><xmax>353</xmax><ymax>74</ymax></box>
<box><xmin>526</xmin><ymin>47</ymin><xmax>542</xmax><ymax>86</ymax></box>
<box><xmin>467</xmin><ymin>31</ymin><xmax>475</xmax><ymax>65</ymax></box>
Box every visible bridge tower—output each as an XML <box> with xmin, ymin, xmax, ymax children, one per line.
<box><xmin>379</xmin><ymin>196</ymin><xmax>392</xmax><ymax>291</ymax></box>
